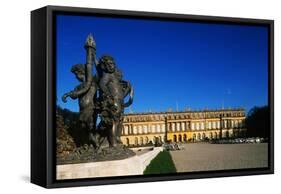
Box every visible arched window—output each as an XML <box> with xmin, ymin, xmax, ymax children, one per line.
<box><xmin>178</xmin><ymin>134</ymin><xmax>182</xmax><ymax>142</ymax></box>
<box><xmin>145</xmin><ymin>136</ymin><xmax>149</xmax><ymax>144</ymax></box>
<box><xmin>153</xmin><ymin>136</ymin><xmax>157</xmax><ymax>144</ymax></box>
<box><xmin>225</xmin><ymin>130</ymin><xmax>229</xmax><ymax>138</ymax></box>
<box><xmin>173</xmin><ymin>135</ymin><xmax>177</xmax><ymax>142</ymax></box>
<box><xmin>134</xmin><ymin>137</ymin><xmax>138</xmax><ymax>145</ymax></box>
<box><xmin>197</xmin><ymin>133</ymin><xmax>201</xmax><ymax>140</ymax></box>
<box><xmin>202</xmin><ymin>133</ymin><xmax>206</xmax><ymax>139</ymax></box>
<box><xmin>140</xmin><ymin>137</ymin><xmax>143</xmax><ymax>145</ymax></box>
<box><xmin>183</xmin><ymin>134</ymin><xmax>187</xmax><ymax>142</ymax></box>
<box><xmin>159</xmin><ymin>136</ymin><xmax>162</xmax><ymax>143</ymax></box>
<box><xmin>126</xmin><ymin>138</ymin><xmax>130</xmax><ymax>146</ymax></box>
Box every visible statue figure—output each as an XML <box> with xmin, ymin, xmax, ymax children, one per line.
<box><xmin>61</xmin><ymin>64</ymin><xmax>98</xmax><ymax>146</ymax></box>
<box><xmin>96</xmin><ymin>55</ymin><xmax>133</xmax><ymax>147</ymax></box>
<box><xmin>60</xmin><ymin>34</ymin><xmax>134</xmax><ymax>162</ymax></box>
<box><xmin>62</xmin><ymin>34</ymin><xmax>99</xmax><ymax>147</ymax></box>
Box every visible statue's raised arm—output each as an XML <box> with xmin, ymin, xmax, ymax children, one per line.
<box><xmin>62</xmin><ymin>34</ymin><xmax>96</xmax><ymax>101</ymax></box>
<box><xmin>76</xmin><ymin>34</ymin><xmax>95</xmax><ymax>97</ymax></box>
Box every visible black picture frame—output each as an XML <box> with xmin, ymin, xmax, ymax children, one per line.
<box><xmin>31</xmin><ymin>5</ymin><xmax>274</xmax><ymax>188</ymax></box>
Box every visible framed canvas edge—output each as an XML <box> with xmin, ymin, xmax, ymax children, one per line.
<box><xmin>35</xmin><ymin>5</ymin><xmax>274</xmax><ymax>188</ymax></box>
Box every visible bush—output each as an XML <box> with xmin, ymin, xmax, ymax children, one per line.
<box><xmin>144</xmin><ymin>151</ymin><xmax>177</xmax><ymax>175</ymax></box>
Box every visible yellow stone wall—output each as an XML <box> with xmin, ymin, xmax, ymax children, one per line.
<box><xmin>121</xmin><ymin>109</ymin><xmax>246</xmax><ymax>146</ymax></box>
<box><xmin>120</xmin><ymin>133</ymin><xmax>165</xmax><ymax>146</ymax></box>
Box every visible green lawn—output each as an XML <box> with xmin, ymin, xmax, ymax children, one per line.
<box><xmin>144</xmin><ymin>150</ymin><xmax>177</xmax><ymax>175</ymax></box>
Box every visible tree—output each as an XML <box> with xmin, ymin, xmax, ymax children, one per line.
<box><xmin>56</xmin><ymin>106</ymin><xmax>89</xmax><ymax>147</ymax></box>
<box><xmin>245</xmin><ymin>106</ymin><xmax>269</xmax><ymax>138</ymax></box>
<box><xmin>56</xmin><ymin>112</ymin><xmax>76</xmax><ymax>157</ymax></box>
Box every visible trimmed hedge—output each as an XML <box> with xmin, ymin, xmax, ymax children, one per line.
<box><xmin>144</xmin><ymin>151</ymin><xmax>177</xmax><ymax>175</ymax></box>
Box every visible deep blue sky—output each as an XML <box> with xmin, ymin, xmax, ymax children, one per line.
<box><xmin>56</xmin><ymin>14</ymin><xmax>268</xmax><ymax>114</ymax></box>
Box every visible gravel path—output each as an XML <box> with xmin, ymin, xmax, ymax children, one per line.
<box><xmin>169</xmin><ymin>143</ymin><xmax>268</xmax><ymax>172</ymax></box>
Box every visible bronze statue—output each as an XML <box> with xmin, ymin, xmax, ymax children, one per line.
<box><xmin>62</xmin><ymin>34</ymin><xmax>134</xmax><ymax>156</ymax></box>
<box><xmin>96</xmin><ymin>55</ymin><xmax>133</xmax><ymax>147</ymax></box>
<box><xmin>61</xmin><ymin>64</ymin><xmax>98</xmax><ymax>146</ymax></box>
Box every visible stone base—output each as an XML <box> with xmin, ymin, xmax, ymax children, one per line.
<box><xmin>57</xmin><ymin>147</ymin><xmax>163</xmax><ymax>180</ymax></box>
<box><xmin>57</xmin><ymin>144</ymin><xmax>136</xmax><ymax>165</ymax></box>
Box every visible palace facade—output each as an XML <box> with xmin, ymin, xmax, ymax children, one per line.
<box><xmin>120</xmin><ymin>108</ymin><xmax>246</xmax><ymax>146</ymax></box>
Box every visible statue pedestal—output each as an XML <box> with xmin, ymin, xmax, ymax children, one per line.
<box><xmin>56</xmin><ymin>147</ymin><xmax>163</xmax><ymax>180</ymax></box>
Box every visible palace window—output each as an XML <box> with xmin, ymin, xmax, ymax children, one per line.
<box><xmin>177</xmin><ymin>123</ymin><xmax>181</xmax><ymax>131</ymax></box>
<box><xmin>143</xmin><ymin>125</ymin><xmax>148</xmax><ymax>134</ymax></box>
<box><xmin>161</xmin><ymin>124</ymin><xmax>165</xmax><ymax>132</ymax></box>
<box><xmin>181</xmin><ymin>122</ymin><xmax>185</xmax><ymax>131</ymax></box>
<box><xmin>224</xmin><ymin>120</ymin><xmax>227</xmax><ymax>128</ymax></box>
<box><xmin>151</xmin><ymin>125</ymin><xmax>156</xmax><ymax>133</ymax></box>
<box><xmin>156</xmin><ymin>124</ymin><xmax>161</xmax><ymax>133</ymax></box>
<box><xmin>200</xmin><ymin>122</ymin><xmax>204</xmax><ymax>130</ymax></box>
<box><xmin>196</xmin><ymin>122</ymin><xmax>200</xmax><ymax>130</ymax></box>
<box><xmin>191</xmin><ymin>123</ymin><xmax>195</xmax><ymax>131</ymax></box>
<box><xmin>133</xmin><ymin>126</ymin><xmax>137</xmax><ymax>134</ymax></box>
<box><xmin>212</xmin><ymin>121</ymin><xmax>216</xmax><ymax>129</ymax></box>
<box><xmin>138</xmin><ymin>125</ymin><xmax>142</xmax><ymax>134</ymax></box>
<box><xmin>172</xmin><ymin>123</ymin><xmax>176</xmax><ymax>132</ymax></box>
<box><xmin>124</xmin><ymin>125</ymin><xmax>129</xmax><ymax>135</ymax></box>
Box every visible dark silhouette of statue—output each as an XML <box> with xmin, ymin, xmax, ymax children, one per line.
<box><xmin>60</xmin><ymin>34</ymin><xmax>134</xmax><ymax>162</ymax></box>
<box><xmin>62</xmin><ymin>64</ymin><xmax>98</xmax><ymax>146</ymax></box>
<box><xmin>96</xmin><ymin>55</ymin><xmax>133</xmax><ymax>147</ymax></box>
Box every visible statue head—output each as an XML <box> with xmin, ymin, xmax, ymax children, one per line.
<box><xmin>99</xmin><ymin>55</ymin><xmax>116</xmax><ymax>73</ymax></box>
<box><xmin>71</xmin><ymin>64</ymin><xmax>85</xmax><ymax>82</ymax></box>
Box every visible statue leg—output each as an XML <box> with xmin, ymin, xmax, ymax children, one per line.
<box><xmin>116</xmin><ymin>120</ymin><xmax>123</xmax><ymax>144</ymax></box>
<box><xmin>108</xmin><ymin>121</ymin><xmax>118</xmax><ymax>147</ymax></box>
<box><xmin>81</xmin><ymin>107</ymin><xmax>99</xmax><ymax>147</ymax></box>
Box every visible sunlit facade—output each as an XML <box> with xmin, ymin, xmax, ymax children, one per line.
<box><xmin>121</xmin><ymin>108</ymin><xmax>246</xmax><ymax>146</ymax></box>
